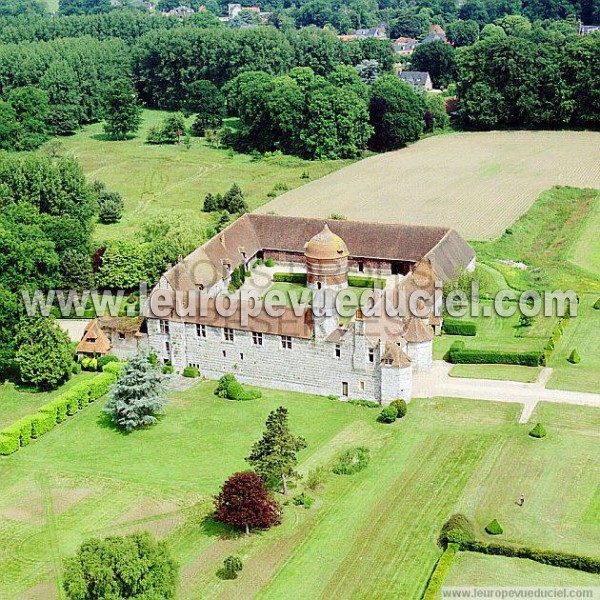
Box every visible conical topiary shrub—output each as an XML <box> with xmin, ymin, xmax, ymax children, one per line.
<box><xmin>485</xmin><ymin>519</ymin><xmax>503</xmax><ymax>535</ymax></box>
<box><xmin>594</xmin><ymin>297</ymin><xmax>600</xmax><ymax>310</ymax></box>
<box><xmin>568</xmin><ymin>349</ymin><xmax>581</xmax><ymax>364</ymax></box>
<box><xmin>529</xmin><ymin>423</ymin><xmax>547</xmax><ymax>438</ymax></box>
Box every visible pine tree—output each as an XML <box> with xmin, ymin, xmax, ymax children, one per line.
<box><xmin>246</xmin><ymin>406</ymin><xmax>307</xmax><ymax>494</ymax></box>
<box><xmin>223</xmin><ymin>183</ymin><xmax>248</xmax><ymax>214</ymax></box>
<box><xmin>104</xmin><ymin>353</ymin><xmax>168</xmax><ymax>432</ymax></box>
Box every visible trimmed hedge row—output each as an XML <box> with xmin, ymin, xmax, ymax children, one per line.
<box><xmin>273</xmin><ymin>272</ymin><xmax>306</xmax><ymax>284</ymax></box>
<box><xmin>462</xmin><ymin>541</ymin><xmax>600</xmax><ymax>574</ymax></box>
<box><xmin>447</xmin><ymin>341</ymin><xmax>545</xmax><ymax>367</ymax></box>
<box><xmin>272</xmin><ymin>272</ymin><xmax>385</xmax><ymax>289</ymax></box>
<box><xmin>0</xmin><ymin>367</ymin><xmax>120</xmax><ymax>456</ymax></box>
<box><xmin>442</xmin><ymin>318</ymin><xmax>477</xmax><ymax>336</ymax></box>
<box><xmin>423</xmin><ymin>543</ymin><xmax>459</xmax><ymax>600</ymax></box>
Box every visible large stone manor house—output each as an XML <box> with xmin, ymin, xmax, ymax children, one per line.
<box><xmin>146</xmin><ymin>214</ymin><xmax>475</xmax><ymax>404</ymax></box>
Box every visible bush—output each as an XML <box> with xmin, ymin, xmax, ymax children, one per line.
<box><xmin>163</xmin><ymin>364</ymin><xmax>175</xmax><ymax>374</ymax></box>
<box><xmin>215</xmin><ymin>374</ymin><xmax>237</xmax><ymax>397</ymax></box>
<box><xmin>347</xmin><ymin>399</ymin><xmax>380</xmax><ymax>408</ymax></box>
<box><xmin>292</xmin><ymin>492</ymin><xmax>315</xmax><ymax>509</ymax></box>
<box><xmin>98</xmin><ymin>194</ymin><xmax>124</xmax><ymax>224</ymax></box>
<box><xmin>594</xmin><ymin>297</ymin><xmax>600</xmax><ymax>310</ymax></box>
<box><xmin>485</xmin><ymin>519</ymin><xmax>503</xmax><ymax>535</ymax></box>
<box><xmin>102</xmin><ymin>362</ymin><xmax>124</xmax><ymax>375</ymax></box>
<box><xmin>568</xmin><ymin>348</ymin><xmax>580</xmax><ymax>364</ymax></box>
<box><xmin>72</xmin><ymin>362</ymin><xmax>82</xmax><ymax>374</ymax></box>
<box><xmin>218</xmin><ymin>554</ymin><xmax>243</xmax><ymax>579</ymax></box>
<box><xmin>265</xmin><ymin>258</ymin><xmax>275</xmax><ymax>267</ymax></box>
<box><xmin>442</xmin><ymin>318</ymin><xmax>477</xmax><ymax>336</ymax></box>
<box><xmin>390</xmin><ymin>399</ymin><xmax>407</xmax><ymax>418</ymax></box>
<box><xmin>333</xmin><ymin>446</ymin><xmax>370</xmax><ymax>475</ymax></box>
<box><xmin>0</xmin><ymin>431</ymin><xmax>20</xmax><ymax>455</ymax></box>
<box><xmin>97</xmin><ymin>354</ymin><xmax>119</xmax><ymax>369</ymax></box>
<box><xmin>529</xmin><ymin>423</ymin><xmax>547</xmax><ymax>438</ymax></box>
<box><xmin>80</xmin><ymin>356</ymin><xmax>99</xmax><ymax>371</ymax></box>
<box><xmin>183</xmin><ymin>366</ymin><xmax>200</xmax><ymax>378</ymax></box>
<box><xmin>439</xmin><ymin>513</ymin><xmax>476</xmax><ymax>546</ymax></box>
<box><xmin>378</xmin><ymin>406</ymin><xmax>398</xmax><ymax>423</ymax></box>
<box><xmin>306</xmin><ymin>466</ymin><xmax>328</xmax><ymax>490</ymax></box>
<box><xmin>273</xmin><ymin>272</ymin><xmax>306</xmax><ymax>284</ymax></box>
<box><xmin>216</xmin><ymin>374</ymin><xmax>261</xmax><ymax>400</ymax></box>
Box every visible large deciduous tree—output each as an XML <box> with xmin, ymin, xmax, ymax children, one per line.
<box><xmin>246</xmin><ymin>406</ymin><xmax>307</xmax><ymax>494</ymax></box>
<box><xmin>411</xmin><ymin>41</ymin><xmax>458</xmax><ymax>88</ymax></box>
<box><xmin>15</xmin><ymin>317</ymin><xmax>73</xmax><ymax>390</ymax></box>
<box><xmin>104</xmin><ymin>353</ymin><xmax>168</xmax><ymax>432</ymax></box>
<box><xmin>214</xmin><ymin>471</ymin><xmax>282</xmax><ymax>534</ymax></box>
<box><xmin>63</xmin><ymin>532</ymin><xmax>178</xmax><ymax>599</ymax></box>
<box><xmin>186</xmin><ymin>80</ymin><xmax>226</xmax><ymax>136</ymax></box>
<box><xmin>368</xmin><ymin>75</ymin><xmax>425</xmax><ymax>150</ymax></box>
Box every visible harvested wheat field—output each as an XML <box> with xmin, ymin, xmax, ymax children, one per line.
<box><xmin>257</xmin><ymin>130</ymin><xmax>600</xmax><ymax>240</ymax></box>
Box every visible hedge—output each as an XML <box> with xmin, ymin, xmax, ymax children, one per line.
<box><xmin>183</xmin><ymin>366</ymin><xmax>200</xmax><ymax>378</ymax></box>
<box><xmin>447</xmin><ymin>341</ymin><xmax>545</xmax><ymax>367</ymax></box>
<box><xmin>462</xmin><ymin>541</ymin><xmax>600</xmax><ymax>574</ymax></box>
<box><xmin>273</xmin><ymin>272</ymin><xmax>306</xmax><ymax>284</ymax></box>
<box><xmin>0</xmin><ymin>371</ymin><xmax>117</xmax><ymax>455</ymax></box>
<box><xmin>442</xmin><ymin>318</ymin><xmax>477</xmax><ymax>336</ymax></box>
<box><xmin>423</xmin><ymin>543</ymin><xmax>459</xmax><ymax>600</ymax></box>
<box><xmin>347</xmin><ymin>275</ymin><xmax>386</xmax><ymax>289</ymax></box>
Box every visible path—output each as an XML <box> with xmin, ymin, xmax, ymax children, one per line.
<box><xmin>413</xmin><ymin>361</ymin><xmax>600</xmax><ymax>423</ymax></box>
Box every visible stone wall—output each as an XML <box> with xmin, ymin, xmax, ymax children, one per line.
<box><xmin>406</xmin><ymin>340</ymin><xmax>433</xmax><ymax>372</ymax></box>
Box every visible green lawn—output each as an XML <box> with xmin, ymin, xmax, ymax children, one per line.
<box><xmin>547</xmin><ymin>294</ymin><xmax>600</xmax><ymax>393</ymax></box>
<box><xmin>472</xmin><ymin>186</ymin><xmax>600</xmax><ymax>294</ymax></box>
<box><xmin>0</xmin><ymin>384</ymin><xmax>598</xmax><ymax>599</ymax></box>
<box><xmin>42</xmin><ymin>110</ymin><xmax>351</xmax><ymax>245</ymax></box>
<box><xmin>433</xmin><ymin>300</ymin><xmax>558</xmax><ymax>360</ymax></box>
<box><xmin>0</xmin><ymin>372</ymin><xmax>97</xmax><ymax>429</ymax></box>
<box><xmin>449</xmin><ymin>364</ymin><xmax>543</xmax><ymax>383</ymax></box>
<box><xmin>446</xmin><ymin>552</ymin><xmax>600</xmax><ymax>588</ymax></box>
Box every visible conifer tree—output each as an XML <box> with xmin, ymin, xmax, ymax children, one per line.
<box><xmin>104</xmin><ymin>353</ymin><xmax>168</xmax><ymax>432</ymax></box>
<box><xmin>246</xmin><ymin>406</ymin><xmax>307</xmax><ymax>494</ymax></box>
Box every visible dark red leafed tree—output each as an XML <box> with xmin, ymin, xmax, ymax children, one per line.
<box><xmin>214</xmin><ymin>472</ymin><xmax>281</xmax><ymax>535</ymax></box>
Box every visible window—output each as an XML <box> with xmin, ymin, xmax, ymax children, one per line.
<box><xmin>223</xmin><ymin>328</ymin><xmax>234</xmax><ymax>342</ymax></box>
<box><xmin>342</xmin><ymin>382</ymin><xmax>349</xmax><ymax>397</ymax></box>
<box><xmin>222</xmin><ymin>350</ymin><xmax>226</xmax><ymax>358</ymax></box>
<box><xmin>240</xmin><ymin>353</ymin><xmax>244</xmax><ymax>360</ymax></box>
<box><xmin>118</xmin><ymin>332</ymin><xmax>126</xmax><ymax>340</ymax></box>
<box><xmin>368</xmin><ymin>348</ymin><xmax>375</xmax><ymax>363</ymax></box>
<box><xmin>281</xmin><ymin>335</ymin><xmax>292</xmax><ymax>350</ymax></box>
<box><xmin>359</xmin><ymin>381</ymin><xmax>365</xmax><ymax>391</ymax></box>
<box><xmin>252</xmin><ymin>332</ymin><xmax>263</xmax><ymax>346</ymax></box>
<box><xmin>335</xmin><ymin>344</ymin><xmax>341</xmax><ymax>358</ymax></box>
<box><xmin>159</xmin><ymin>319</ymin><xmax>170</xmax><ymax>334</ymax></box>
<box><xmin>188</xmin><ymin>362</ymin><xmax>200</xmax><ymax>369</ymax></box>
<box><xmin>196</xmin><ymin>324</ymin><xmax>206</xmax><ymax>338</ymax></box>
<box><xmin>165</xmin><ymin>341</ymin><xmax>171</xmax><ymax>354</ymax></box>
<box><xmin>88</xmin><ymin>337</ymin><xmax>97</xmax><ymax>343</ymax></box>
<box><xmin>383</xmin><ymin>357</ymin><xmax>393</xmax><ymax>366</ymax></box>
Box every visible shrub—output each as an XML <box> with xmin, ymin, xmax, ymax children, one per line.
<box><xmin>102</xmin><ymin>362</ymin><xmax>124</xmax><ymax>376</ymax></box>
<box><xmin>215</xmin><ymin>374</ymin><xmax>236</xmax><ymax>397</ymax></box>
<box><xmin>218</xmin><ymin>555</ymin><xmax>243</xmax><ymax>579</ymax></box>
<box><xmin>333</xmin><ymin>446</ymin><xmax>370</xmax><ymax>475</ymax></box>
<box><xmin>216</xmin><ymin>374</ymin><xmax>261</xmax><ymax>400</ymax></box>
<box><xmin>568</xmin><ymin>348</ymin><xmax>580</xmax><ymax>364</ymax></box>
<box><xmin>31</xmin><ymin>410</ymin><xmax>56</xmax><ymax>438</ymax></box>
<box><xmin>390</xmin><ymin>399</ymin><xmax>407</xmax><ymax>418</ymax></box>
<box><xmin>594</xmin><ymin>297</ymin><xmax>600</xmax><ymax>310</ymax></box>
<box><xmin>163</xmin><ymin>364</ymin><xmax>175</xmax><ymax>374</ymax></box>
<box><xmin>378</xmin><ymin>406</ymin><xmax>398</xmax><ymax>423</ymax></box>
<box><xmin>72</xmin><ymin>362</ymin><xmax>82</xmax><ymax>374</ymax></box>
<box><xmin>347</xmin><ymin>275</ymin><xmax>386</xmax><ymax>289</ymax></box>
<box><xmin>97</xmin><ymin>354</ymin><xmax>119</xmax><ymax>369</ymax></box>
<box><xmin>98</xmin><ymin>194</ymin><xmax>124</xmax><ymax>224</ymax></box>
<box><xmin>306</xmin><ymin>465</ymin><xmax>328</xmax><ymax>490</ymax></box>
<box><xmin>529</xmin><ymin>423</ymin><xmax>547</xmax><ymax>438</ymax></box>
<box><xmin>485</xmin><ymin>519</ymin><xmax>503</xmax><ymax>535</ymax></box>
<box><xmin>0</xmin><ymin>431</ymin><xmax>20</xmax><ymax>455</ymax></box>
<box><xmin>347</xmin><ymin>399</ymin><xmax>380</xmax><ymax>408</ymax></box>
<box><xmin>448</xmin><ymin>345</ymin><xmax>544</xmax><ymax>367</ymax></box>
<box><xmin>183</xmin><ymin>366</ymin><xmax>200</xmax><ymax>378</ymax></box>
<box><xmin>292</xmin><ymin>492</ymin><xmax>315</xmax><ymax>509</ymax></box>
<box><xmin>329</xmin><ymin>213</ymin><xmax>346</xmax><ymax>220</ymax></box>
<box><xmin>442</xmin><ymin>318</ymin><xmax>477</xmax><ymax>336</ymax></box>
<box><xmin>439</xmin><ymin>513</ymin><xmax>476</xmax><ymax>546</ymax></box>
<box><xmin>265</xmin><ymin>258</ymin><xmax>275</xmax><ymax>267</ymax></box>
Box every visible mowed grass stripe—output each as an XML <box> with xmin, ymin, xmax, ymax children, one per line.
<box><xmin>324</xmin><ymin>435</ymin><xmax>492</xmax><ymax>599</ymax></box>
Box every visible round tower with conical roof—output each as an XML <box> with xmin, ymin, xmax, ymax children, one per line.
<box><xmin>304</xmin><ymin>224</ymin><xmax>349</xmax><ymax>290</ymax></box>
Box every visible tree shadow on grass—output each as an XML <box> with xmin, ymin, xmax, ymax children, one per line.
<box><xmin>95</xmin><ymin>410</ymin><xmax>129</xmax><ymax>436</ymax></box>
<box><xmin>200</xmin><ymin>514</ymin><xmax>243</xmax><ymax>541</ymax></box>
<box><xmin>90</xmin><ymin>133</ymin><xmax>138</xmax><ymax>142</ymax></box>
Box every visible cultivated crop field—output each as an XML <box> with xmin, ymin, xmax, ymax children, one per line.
<box><xmin>0</xmin><ymin>383</ymin><xmax>598</xmax><ymax>599</ymax></box>
<box><xmin>257</xmin><ymin>130</ymin><xmax>600</xmax><ymax>240</ymax></box>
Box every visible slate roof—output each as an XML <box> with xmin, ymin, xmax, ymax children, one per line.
<box><xmin>399</xmin><ymin>71</ymin><xmax>431</xmax><ymax>86</ymax></box>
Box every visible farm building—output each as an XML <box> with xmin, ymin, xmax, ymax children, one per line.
<box><xmin>77</xmin><ymin>317</ymin><xmax>148</xmax><ymax>359</ymax></box>
<box><xmin>145</xmin><ymin>215</ymin><xmax>475</xmax><ymax>404</ymax></box>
